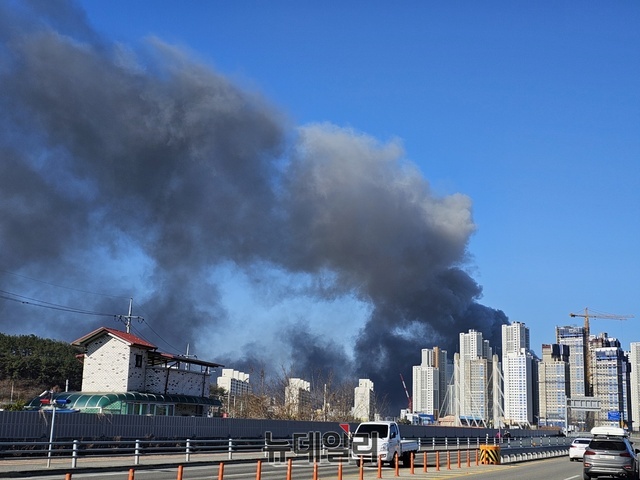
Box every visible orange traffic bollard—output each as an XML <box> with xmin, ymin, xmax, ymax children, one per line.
<box><xmin>256</xmin><ymin>459</ymin><xmax>262</xmax><ymax>480</ymax></box>
<box><xmin>423</xmin><ymin>451</ymin><xmax>428</xmax><ymax>472</ymax></box>
<box><xmin>359</xmin><ymin>456</ymin><xmax>364</xmax><ymax>480</ymax></box>
<box><xmin>457</xmin><ymin>449</ymin><xmax>461</xmax><ymax>468</ymax></box>
<box><xmin>218</xmin><ymin>462</ymin><xmax>225</xmax><ymax>480</ymax></box>
<box><xmin>128</xmin><ymin>468</ymin><xmax>135</xmax><ymax>480</ymax></box>
<box><xmin>177</xmin><ymin>465</ymin><xmax>183</xmax><ymax>480</ymax></box>
<box><xmin>476</xmin><ymin>449</ymin><xmax>480</xmax><ymax>466</ymax></box>
<box><xmin>410</xmin><ymin>451</ymin><xmax>415</xmax><ymax>474</ymax></box>
<box><xmin>287</xmin><ymin>458</ymin><xmax>293</xmax><ymax>480</ymax></box>
<box><xmin>377</xmin><ymin>455</ymin><xmax>382</xmax><ymax>478</ymax></box>
<box><xmin>337</xmin><ymin>458</ymin><xmax>343</xmax><ymax>480</ymax></box>
<box><xmin>65</xmin><ymin>474</ymin><xmax>72</xmax><ymax>480</ymax></box>
<box><xmin>467</xmin><ymin>449</ymin><xmax>471</xmax><ymax>467</ymax></box>
<box><xmin>447</xmin><ymin>450</ymin><xmax>451</xmax><ymax>469</ymax></box>
<box><xmin>313</xmin><ymin>459</ymin><xmax>318</xmax><ymax>480</ymax></box>
<box><xmin>395</xmin><ymin>453</ymin><xmax>399</xmax><ymax>477</ymax></box>
<box><xmin>436</xmin><ymin>451</ymin><xmax>440</xmax><ymax>471</ymax></box>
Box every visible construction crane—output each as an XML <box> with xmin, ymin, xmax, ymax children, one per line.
<box><xmin>569</xmin><ymin>307</ymin><xmax>634</xmax><ymax>340</ymax></box>
<box><xmin>399</xmin><ymin>373</ymin><xmax>412</xmax><ymax>413</ymax></box>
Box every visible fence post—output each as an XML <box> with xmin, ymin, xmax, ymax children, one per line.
<box><xmin>445</xmin><ymin>437</ymin><xmax>448</xmax><ymax>449</ymax></box>
<box><xmin>432</xmin><ymin>437</ymin><xmax>435</xmax><ymax>450</ymax></box>
<box><xmin>186</xmin><ymin>439</ymin><xmax>191</xmax><ymax>463</ymax></box>
<box><xmin>135</xmin><ymin>439</ymin><xmax>141</xmax><ymax>466</ymax></box>
<box><xmin>228</xmin><ymin>437</ymin><xmax>233</xmax><ymax>460</ymax></box>
<box><xmin>72</xmin><ymin>439</ymin><xmax>78</xmax><ymax>469</ymax></box>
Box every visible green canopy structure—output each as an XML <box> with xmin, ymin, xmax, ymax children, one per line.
<box><xmin>26</xmin><ymin>392</ymin><xmax>222</xmax><ymax>416</ymax></box>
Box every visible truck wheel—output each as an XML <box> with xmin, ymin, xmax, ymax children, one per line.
<box><xmin>402</xmin><ymin>452</ymin><xmax>411</xmax><ymax>467</ymax></box>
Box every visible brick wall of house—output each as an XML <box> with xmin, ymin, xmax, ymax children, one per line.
<box><xmin>126</xmin><ymin>346</ymin><xmax>148</xmax><ymax>391</ymax></box>
<box><xmin>145</xmin><ymin>367</ymin><xmax>210</xmax><ymax>396</ymax></box>
<box><xmin>82</xmin><ymin>336</ymin><xmax>130</xmax><ymax>392</ymax></box>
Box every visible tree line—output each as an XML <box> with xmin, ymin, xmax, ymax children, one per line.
<box><xmin>0</xmin><ymin>333</ymin><xmax>83</xmax><ymax>406</ymax></box>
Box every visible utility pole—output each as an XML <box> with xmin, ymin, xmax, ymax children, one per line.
<box><xmin>117</xmin><ymin>298</ymin><xmax>144</xmax><ymax>333</ymax></box>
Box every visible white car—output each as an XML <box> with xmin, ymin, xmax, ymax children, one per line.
<box><xmin>569</xmin><ymin>437</ymin><xmax>591</xmax><ymax>461</ymax></box>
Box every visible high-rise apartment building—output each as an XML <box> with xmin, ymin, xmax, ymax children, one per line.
<box><xmin>454</xmin><ymin>329</ymin><xmax>499</xmax><ymax>427</ymax></box>
<box><xmin>353</xmin><ymin>379</ymin><xmax>374</xmax><ymax>421</ymax></box>
<box><xmin>538</xmin><ymin>344</ymin><xmax>570</xmax><ymax>428</ymax></box>
<box><xmin>502</xmin><ymin>321</ymin><xmax>530</xmax><ymax>353</ymax></box>
<box><xmin>590</xmin><ymin>334</ymin><xmax>632</xmax><ymax>428</ymax></box>
<box><xmin>412</xmin><ymin>348</ymin><xmax>443</xmax><ymax>417</ymax></box>
<box><xmin>412</xmin><ymin>347</ymin><xmax>450</xmax><ymax>419</ymax></box>
<box><xmin>501</xmin><ymin>322</ymin><xmax>534</xmax><ymax>426</ymax></box>
<box><xmin>556</xmin><ymin>325</ymin><xmax>589</xmax><ymax>429</ymax></box>
<box><xmin>630</xmin><ymin>342</ymin><xmax>640</xmax><ymax>432</ymax></box>
<box><xmin>556</xmin><ymin>326</ymin><xmax>588</xmax><ymax>398</ymax></box>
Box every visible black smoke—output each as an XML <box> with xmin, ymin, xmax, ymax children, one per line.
<box><xmin>0</xmin><ymin>1</ymin><xmax>508</xmax><ymax>411</ymax></box>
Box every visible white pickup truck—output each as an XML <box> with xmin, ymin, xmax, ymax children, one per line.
<box><xmin>350</xmin><ymin>421</ymin><xmax>419</xmax><ymax>466</ymax></box>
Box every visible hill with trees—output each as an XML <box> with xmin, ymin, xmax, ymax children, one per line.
<box><xmin>0</xmin><ymin>333</ymin><xmax>82</xmax><ymax>409</ymax></box>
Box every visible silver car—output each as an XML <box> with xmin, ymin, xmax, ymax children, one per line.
<box><xmin>583</xmin><ymin>435</ymin><xmax>639</xmax><ymax>480</ymax></box>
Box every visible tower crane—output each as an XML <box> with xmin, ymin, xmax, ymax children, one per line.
<box><xmin>569</xmin><ymin>307</ymin><xmax>634</xmax><ymax>340</ymax></box>
<box><xmin>399</xmin><ymin>373</ymin><xmax>412</xmax><ymax>413</ymax></box>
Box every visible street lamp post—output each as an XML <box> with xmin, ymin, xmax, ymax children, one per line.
<box><xmin>41</xmin><ymin>398</ymin><xmax>69</xmax><ymax>468</ymax></box>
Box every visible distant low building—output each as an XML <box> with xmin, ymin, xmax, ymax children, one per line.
<box><xmin>26</xmin><ymin>327</ymin><xmax>223</xmax><ymax>416</ymax></box>
<box><xmin>285</xmin><ymin>378</ymin><xmax>311</xmax><ymax>417</ymax></box>
<box><xmin>217</xmin><ymin>368</ymin><xmax>251</xmax><ymax>416</ymax></box>
<box><xmin>353</xmin><ymin>379</ymin><xmax>374</xmax><ymax>421</ymax></box>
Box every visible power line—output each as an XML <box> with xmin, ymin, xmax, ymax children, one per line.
<box><xmin>0</xmin><ymin>280</ymin><xmax>190</xmax><ymax>357</ymax></box>
<box><xmin>0</xmin><ymin>289</ymin><xmax>116</xmax><ymax>317</ymax></box>
<box><xmin>137</xmin><ymin>318</ymin><xmax>183</xmax><ymax>355</ymax></box>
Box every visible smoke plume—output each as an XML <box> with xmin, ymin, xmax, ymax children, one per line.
<box><xmin>0</xmin><ymin>2</ymin><xmax>508</xmax><ymax>410</ymax></box>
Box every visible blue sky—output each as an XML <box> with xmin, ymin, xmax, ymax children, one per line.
<box><xmin>0</xmin><ymin>1</ymin><xmax>638</xmax><ymax>408</ymax></box>
<box><xmin>78</xmin><ymin>1</ymin><xmax>639</xmax><ymax>349</ymax></box>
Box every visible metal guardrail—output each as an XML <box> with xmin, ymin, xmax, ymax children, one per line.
<box><xmin>0</xmin><ymin>434</ymin><xmax>572</xmax><ymax>469</ymax></box>
<box><xmin>416</xmin><ymin>435</ymin><xmax>571</xmax><ymax>450</ymax></box>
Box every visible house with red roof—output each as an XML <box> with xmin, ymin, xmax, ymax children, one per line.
<box><xmin>27</xmin><ymin>327</ymin><xmax>224</xmax><ymax>416</ymax></box>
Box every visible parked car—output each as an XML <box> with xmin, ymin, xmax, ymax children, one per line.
<box><xmin>570</xmin><ymin>438</ymin><xmax>592</xmax><ymax>461</ymax></box>
<box><xmin>583</xmin><ymin>426</ymin><xmax>639</xmax><ymax>480</ymax></box>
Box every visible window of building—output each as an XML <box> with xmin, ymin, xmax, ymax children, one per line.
<box><xmin>135</xmin><ymin>354</ymin><xmax>143</xmax><ymax>368</ymax></box>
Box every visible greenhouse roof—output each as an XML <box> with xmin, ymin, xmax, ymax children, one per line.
<box><xmin>26</xmin><ymin>392</ymin><xmax>222</xmax><ymax>410</ymax></box>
